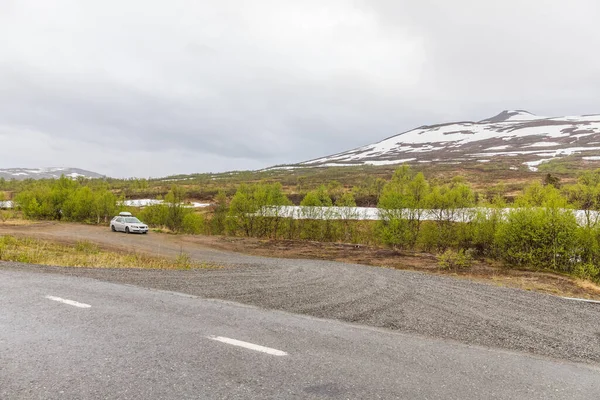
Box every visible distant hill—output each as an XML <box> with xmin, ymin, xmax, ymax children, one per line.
<box><xmin>289</xmin><ymin>110</ymin><xmax>600</xmax><ymax>172</ymax></box>
<box><xmin>0</xmin><ymin>167</ymin><xmax>104</xmax><ymax>181</ymax></box>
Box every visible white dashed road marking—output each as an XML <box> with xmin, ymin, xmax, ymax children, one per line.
<box><xmin>208</xmin><ymin>336</ymin><xmax>288</xmax><ymax>356</ymax></box>
<box><xmin>45</xmin><ymin>295</ymin><xmax>91</xmax><ymax>308</ymax></box>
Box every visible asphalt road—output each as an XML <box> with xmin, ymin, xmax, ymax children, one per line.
<box><xmin>2</xmin><ymin>224</ymin><xmax>600</xmax><ymax>365</ymax></box>
<box><xmin>2</xmin><ymin>269</ymin><xmax>600</xmax><ymax>399</ymax></box>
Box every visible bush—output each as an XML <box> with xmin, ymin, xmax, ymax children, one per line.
<box><xmin>13</xmin><ymin>176</ymin><xmax>118</xmax><ymax>223</ymax></box>
<box><xmin>437</xmin><ymin>249</ymin><xmax>474</xmax><ymax>271</ymax></box>
<box><xmin>471</xmin><ymin>208</ymin><xmax>502</xmax><ymax>257</ymax></box>
<box><xmin>417</xmin><ymin>222</ymin><xmax>440</xmax><ymax>252</ymax></box>
<box><xmin>138</xmin><ymin>203</ymin><xmax>169</xmax><ymax>228</ymax></box>
<box><xmin>182</xmin><ymin>212</ymin><xmax>205</xmax><ymax>235</ymax></box>
<box><xmin>377</xmin><ymin>218</ymin><xmax>411</xmax><ymax>249</ymax></box>
<box><xmin>496</xmin><ymin>207</ymin><xmax>579</xmax><ymax>272</ymax></box>
<box><xmin>228</xmin><ymin>183</ymin><xmax>291</xmax><ymax>237</ymax></box>
<box><xmin>573</xmin><ymin>263</ymin><xmax>600</xmax><ymax>281</ymax></box>
<box><xmin>210</xmin><ymin>190</ymin><xmax>228</xmax><ymax>235</ymax></box>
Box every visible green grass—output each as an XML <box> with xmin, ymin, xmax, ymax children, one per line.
<box><xmin>0</xmin><ymin>235</ymin><xmax>218</xmax><ymax>270</ymax></box>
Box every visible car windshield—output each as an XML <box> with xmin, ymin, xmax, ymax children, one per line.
<box><xmin>124</xmin><ymin>217</ymin><xmax>141</xmax><ymax>223</ymax></box>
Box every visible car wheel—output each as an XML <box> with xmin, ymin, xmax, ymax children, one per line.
<box><xmin>111</xmin><ymin>225</ymin><xmax>116</xmax><ymax>232</ymax></box>
<box><xmin>125</xmin><ymin>227</ymin><xmax>130</xmax><ymax>234</ymax></box>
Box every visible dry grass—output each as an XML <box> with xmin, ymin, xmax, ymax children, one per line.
<box><xmin>0</xmin><ymin>220</ymin><xmax>36</xmax><ymax>226</ymax></box>
<box><xmin>0</xmin><ymin>212</ymin><xmax>35</xmax><ymax>226</ymax></box>
<box><xmin>574</xmin><ymin>279</ymin><xmax>600</xmax><ymax>296</ymax></box>
<box><xmin>0</xmin><ymin>235</ymin><xmax>217</xmax><ymax>270</ymax></box>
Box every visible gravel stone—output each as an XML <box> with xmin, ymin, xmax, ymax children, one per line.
<box><xmin>3</xmin><ymin>253</ymin><xmax>600</xmax><ymax>365</ymax></box>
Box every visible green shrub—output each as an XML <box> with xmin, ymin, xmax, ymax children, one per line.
<box><xmin>417</xmin><ymin>222</ymin><xmax>440</xmax><ymax>252</ymax></box>
<box><xmin>210</xmin><ymin>190</ymin><xmax>228</xmax><ymax>235</ymax></box>
<box><xmin>228</xmin><ymin>183</ymin><xmax>291</xmax><ymax>237</ymax></box>
<box><xmin>377</xmin><ymin>167</ymin><xmax>430</xmax><ymax>249</ymax></box>
<box><xmin>13</xmin><ymin>176</ymin><xmax>118</xmax><ymax>223</ymax></box>
<box><xmin>182</xmin><ymin>212</ymin><xmax>205</xmax><ymax>235</ymax></box>
<box><xmin>437</xmin><ymin>249</ymin><xmax>474</xmax><ymax>271</ymax></box>
<box><xmin>139</xmin><ymin>203</ymin><xmax>169</xmax><ymax>227</ymax></box>
<box><xmin>377</xmin><ymin>218</ymin><xmax>411</xmax><ymax>249</ymax></box>
<box><xmin>495</xmin><ymin>207</ymin><xmax>579</xmax><ymax>272</ymax></box>
<box><xmin>573</xmin><ymin>263</ymin><xmax>600</xmax><ymax>281</ymax></box>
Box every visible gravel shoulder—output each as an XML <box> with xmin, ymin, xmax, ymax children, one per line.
<box><xmin>1</xmin><ymin>223</ymin><xmax>600</xmax><ymax>365</ymax></box>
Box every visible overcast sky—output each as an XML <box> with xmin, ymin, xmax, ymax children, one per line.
<box><xmin>1</xmin><ymin>0</ymin><xmax>599</xmax><ymax>178</ymax></box>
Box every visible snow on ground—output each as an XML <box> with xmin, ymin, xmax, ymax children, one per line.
<box><xmin>161</xmin><ymin>177</ymin><xmax>195</xmax><ymax>182</ymax></box>
<box><xmin>474</xmin><ymin>150</ymin><xmax>556</xmax><ymax>157</ymax></box>
<box><xmin>121</xmin><ymin>199</ymin><xmax>211</xmax><ymax>208</ymax></box>
<box><xmin>373</xmin><ymin>119</ymin><xmax>594</xmax><ymax>150</ymax></box>
<box><xmin>583</xmin><ymin>156</ymin><xmax>600</xmax><ymax>161</ymax></box>
<box><xmin>526</xmin><ymin>142</ymin><xmax>561</xmax><ymax>147</ymax></box>
<box><xmin>485</xmin><ymin>145</ymin><xmax>510</xmax><ymax>151</ymax></box>
<box><xmin>256</xmin><ymin>206</ymin><xmax>600</xmax><ymax>226</ymax></box>
<box><xmin>65</xmin><ymin>173</ymin><xmax>86</xmax><ymax>178</ymax></box>
<box><xmin>364</xmin><ymin>158</ymin><xmax>416</xmax><ymax>166</ymax></box>
<box><xmin>313</xmin><ymin>163</ymin><xmax>361</xmax><ymax>168</ymax></box>
<box><xmin>514</xmin><ymin>125</ymin><xmax>571</xmax><ymax>139</ymax></box>
<box><xmin>190</xmin><ymin>202</ymin><xmax>211</xmax><ymax>208</ymax></box>
<box><xmin>523</xmin><ymin>158</ymin><xmax>554</xmax><ymax>172</ymax></box>
<box><xmin>552</xmin><ymin>115</ymin><xmax>600</xmax><ymax>122</ymax></box>
<box><xmin>261</xmin><ymin>166</ymin><xmax>299</xmax><ymax>171</ymax></box>
<box><xmin>122</xmin><ymin>199</ymin><xmax>163</xmax><ymax>207</ymax></box>
<box><xmin>476</xmin><ymin>146</ymin><xmax>600</xmax><ymax>158</ymax></box>
<box><xmin>572</xmin><ymin>133</ymin><xmax>597</xmax><ymax>140</ymax></box>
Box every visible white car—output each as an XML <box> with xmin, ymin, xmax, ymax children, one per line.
<box><xmin>110</xmin><ymin>212</ymin><xmax>149</xmax><ymax>234</ymax></box>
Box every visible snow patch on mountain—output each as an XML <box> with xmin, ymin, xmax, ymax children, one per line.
<box><xmin>0</xmin><ymin>168</ymin><xmax>104</xmax><ymax>181</ymax></box>
<box><xmin>295</xmin><ymin>110</ymin><xmax>600</xmax><ymax>170</ymax></box>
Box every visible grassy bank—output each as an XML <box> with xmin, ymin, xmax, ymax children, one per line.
<box><xmin>0</xmin><ymin>235</ymin><xmax>217</xmax><ymax>270</ymax></box>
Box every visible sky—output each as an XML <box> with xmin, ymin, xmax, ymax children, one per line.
<box><xmin>1</xmin><ymin>0</ymin><xmax>599</xmax><ymax>178</ymax></box>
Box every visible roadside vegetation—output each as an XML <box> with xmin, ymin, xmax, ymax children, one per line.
<box><xmin>0</xmin><ymin>235</ymin><xmax>215</xmax><ymax>270</ymax></box>
<box><xmin>3</xmin><ymin>165</ymin><xmax>600</xmax><ymax>285</ymax></box>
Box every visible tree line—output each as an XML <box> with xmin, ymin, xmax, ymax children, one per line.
<box><xmin>14</xmin><ymin>177</ymin><xmax>119</xmax><ymax>224</ymax></box>
<box><xmin>9</xmin><ymin>168</ymin><xmax>600</xmax><ymax>282</ymax></box>
<box><xmin>222</xmin><ymin>167</ymin><xmax>600</xmax><ymax>282</ymax></box>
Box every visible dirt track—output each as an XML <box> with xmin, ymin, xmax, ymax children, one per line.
<box><xmin>2</xmin><ymin>223</ymin><xmax>600</xmax><ymax>364</ymax></box>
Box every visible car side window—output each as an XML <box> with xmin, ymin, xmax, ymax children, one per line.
<box><xmin>116</xmin><ymin>217</ymin><xmax>123</xmax><ymax>223</ymax></box>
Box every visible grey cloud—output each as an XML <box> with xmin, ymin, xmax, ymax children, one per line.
<box><xmin>1</xmin><ymin>0</ymin><xmax>599</xmax><ymax>177</ymax></box>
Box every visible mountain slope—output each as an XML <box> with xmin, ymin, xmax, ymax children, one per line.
<box><xmin>297</xmin><ymin>110</ymin><xmax>600</xmax><ymax>171</ymax></box>
<box><xmin>0</xmin><ymin>167</ymin><xmax>104</xmax><ymax>181</ymax></box>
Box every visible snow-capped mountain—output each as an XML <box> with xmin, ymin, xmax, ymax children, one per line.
<box><xmin>297</xmin><ymin>110</ymin><xmax>600</xmax><ymax>171</ymax></box>
<box><xmin>0</xmin><ymin>167</ymin><xmax>104</xmax><ymax>181</ymax></box>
